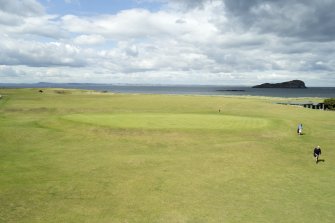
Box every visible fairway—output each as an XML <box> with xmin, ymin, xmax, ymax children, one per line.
<box><xmin>1</xmin><ymin>88</ymin><xmax>335</xmax><ymax>223</ymax></box>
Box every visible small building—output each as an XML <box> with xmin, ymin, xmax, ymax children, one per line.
<box><xmin>277</xmin><ymin>101</ymin><xmax>325</xmax><ymax>110</ymax></box>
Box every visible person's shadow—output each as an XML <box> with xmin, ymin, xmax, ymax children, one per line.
<box><xmin>317</xmin><ymin>159</ymin><xmax>325</xmax><ymax>164</ymax></box>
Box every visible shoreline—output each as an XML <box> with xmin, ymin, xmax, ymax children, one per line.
<box><xmin>1</xmin><ymin>87</ymin><xmax>327</xmax><ymax>102</ymax></box>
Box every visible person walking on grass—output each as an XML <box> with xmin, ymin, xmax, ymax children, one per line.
<box><xmin>297</xmin><ymin>123</ymin><xmax>303</xmax><ymax>135</ymax></box>
<box><xmin>314</xmin><ymin>146</ymin><xmax>322</xmax><ymax>164</ymax></box>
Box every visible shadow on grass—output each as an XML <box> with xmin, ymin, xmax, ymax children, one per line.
<box><xmin>316</xmin><ymin>159</ymin><xmax>325</xmax><ymax>164</ymax></box>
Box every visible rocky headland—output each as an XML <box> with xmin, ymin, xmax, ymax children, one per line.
<box><xmin>252</xmin><ymin>80</ymin><xmax>307</xmax><ymax>88</ymax></box>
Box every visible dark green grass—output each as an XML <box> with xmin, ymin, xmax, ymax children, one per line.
<box><xmin>0</xmin><ymin>88</ymin><xmax>334</xmax><ymax>223</ymax></box>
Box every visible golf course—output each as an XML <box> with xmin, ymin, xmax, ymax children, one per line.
<box><xmin>1</xmin><ymin>88</ymin><xmax>334</xmax><ymax>223</ymax></box>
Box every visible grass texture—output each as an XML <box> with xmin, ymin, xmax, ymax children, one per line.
<box><xmin>0</xmin><ymin>88</ymin><xmax>334</xmax><ymax>223</ymax></box>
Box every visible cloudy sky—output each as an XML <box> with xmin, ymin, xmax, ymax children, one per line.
<box><xmin>1</xmin><ymin>0</ymin><xmax>335</xmax><ymax>86</ymax></box>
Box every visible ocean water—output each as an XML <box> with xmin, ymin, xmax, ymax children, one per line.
<box><xmin>1</xmin><ymin>83</ymin><xmax>335</xmax><ymax>98</ymax></box>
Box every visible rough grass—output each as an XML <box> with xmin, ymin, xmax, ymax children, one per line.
<box><xmin>0</xmin><ymin>88</ymin><xmax>335</xmax><ymax>223</ymax></box>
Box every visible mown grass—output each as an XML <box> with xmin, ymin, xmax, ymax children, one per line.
<box><xmin>63</xmin><ymin>113</ymin><xmax>270</xmax><ymax>130</ymax></box>
<box><xmin>0</xmin><ymin>88</ymin><xmax>334</xmax><ymax>223</ymax></box>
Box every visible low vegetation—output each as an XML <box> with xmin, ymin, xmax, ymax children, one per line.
<box><xmin>1</xmin><ymin>88</ymin><xmax>334</xmax><ymax>223</ymax></box>
<box><xmin>324</xmin><ymin>98</ymin><xmax>335</xmax><ymax>110</ymax></box>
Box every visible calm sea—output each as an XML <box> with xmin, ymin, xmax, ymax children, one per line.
<box><xmin>1</xmin><ymin>83</ymin><xmax>335</xmax><ymax>98</ymax></box>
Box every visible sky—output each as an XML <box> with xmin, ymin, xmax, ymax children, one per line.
<box><xmin>1</xmin><ymin>0</ymin><xmax>335</xmax><ymax>86</ymax></box>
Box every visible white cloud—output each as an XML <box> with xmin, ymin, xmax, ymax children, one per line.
<box><xmin>0</xmin><ymin>35</ymin><xmax>87</xmax><ymax>67</ymax></box>
<box><xmin>60</xmin><ymin>8</ymin><xmax>219</xmax><ymax>42</ymax></box>
<box><xmin>73</xmin><ymin>34</ymin><xmax>105</xmax><ymax>45</ymax></box>
<box><xmin>0</xmin><ymin>0</ymin><xmax>334</xmax><ymax>86</ymax></box>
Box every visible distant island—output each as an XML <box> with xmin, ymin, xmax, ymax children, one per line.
<box><xmin>252</xmin><ymin>80</ymin><xmax>307</xmax><ymax>88</ymax></box>
<box><xmin>216</xmin><ymin>89</ymin><xmax>245</xmax><ymax>92</ymax></box>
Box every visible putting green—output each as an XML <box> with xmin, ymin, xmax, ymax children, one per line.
<box><xmin>63</xmin><ymin>113</ymin><xmax>270</xmax><ymax>130</ymax></box>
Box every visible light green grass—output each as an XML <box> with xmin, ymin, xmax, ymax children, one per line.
<box><xmin>63</xmin><ymin>113</ymin><xmax>270</xmax><ymax>130</ymax></box>
<box><xmin>0</xmin><ymin>88</ymin><xmax>335</xmax><ymax>223</ymax></box>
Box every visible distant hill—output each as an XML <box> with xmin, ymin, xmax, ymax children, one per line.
<box><xmin>252</xmin><ymin>80</ymin><xmax>307</xmax><ymax>88</ymax></box>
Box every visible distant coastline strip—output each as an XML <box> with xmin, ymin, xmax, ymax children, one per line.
<box><xmin>216</xmin><ymin>89</ymin><xmax>245</xmax><ymax>92</ymax></box>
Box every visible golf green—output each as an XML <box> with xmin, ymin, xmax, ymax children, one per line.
<box><xmin>63</xmin><ymin>113</ymin><xmax>270</xmax><ymax>130</ymax></box>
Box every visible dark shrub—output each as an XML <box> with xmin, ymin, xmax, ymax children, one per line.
<box><xmin>54</xmin><ymin>90</ymin><xmax>70</xmax><ymax>94</ymax></box>
<box><xmin>324</xmin><ymin>98</ymin><xmax>335</xmax><ymax>110</ymax></box>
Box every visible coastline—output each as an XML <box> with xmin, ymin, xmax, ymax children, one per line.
<box><xmin>1</xmin><ymin>83</ymin><xmax>335</xmax><ymax>98</ymax></box>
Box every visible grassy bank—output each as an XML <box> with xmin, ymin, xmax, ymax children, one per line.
<box><xmin>1</xmin><ymin>88</ymin><xmax>334</xmax><ymax>223</ymax></box>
